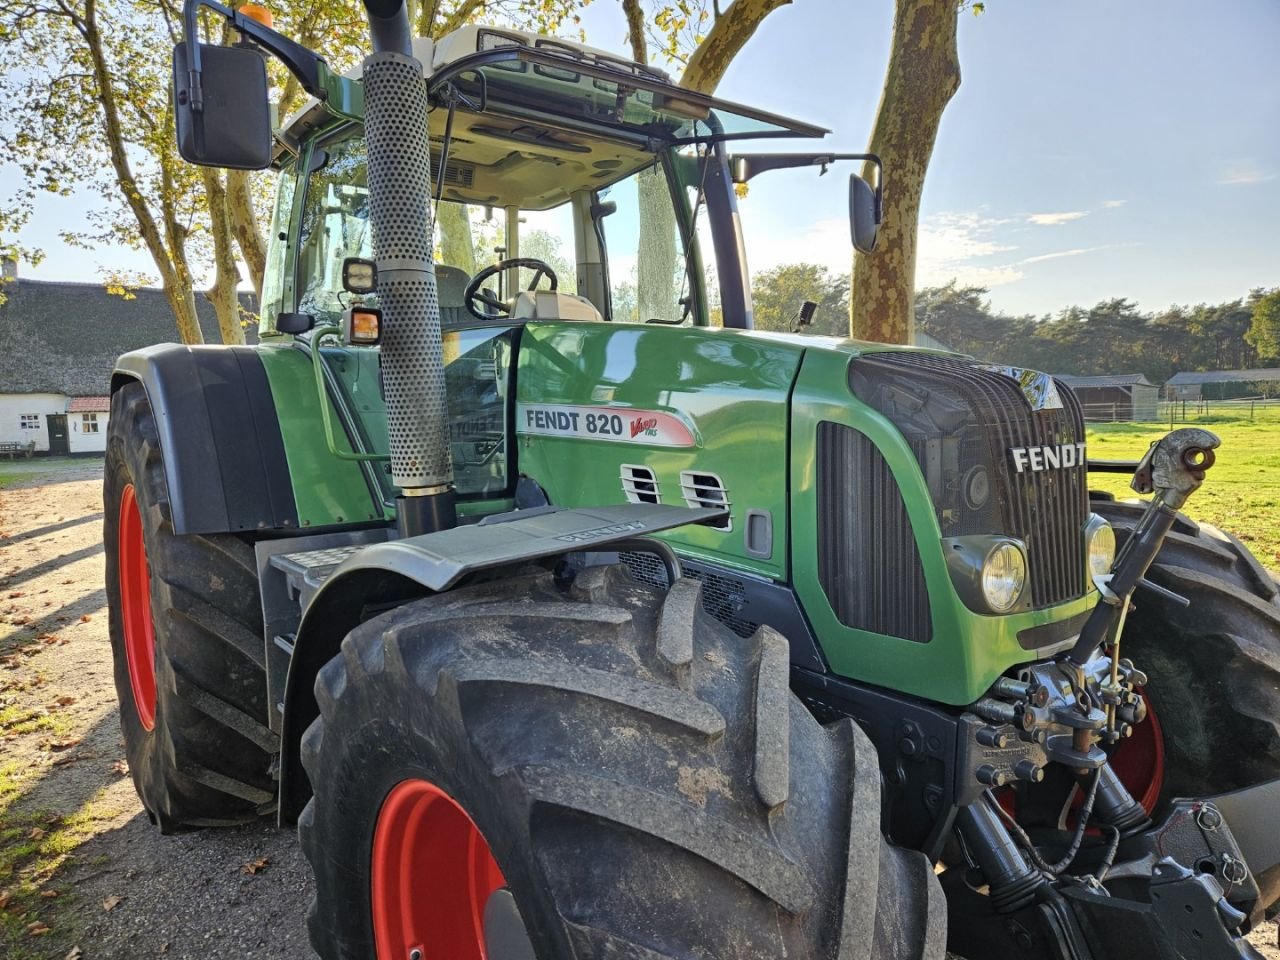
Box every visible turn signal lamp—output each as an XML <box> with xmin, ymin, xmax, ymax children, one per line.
<box><xmin>343</xmin><ymin>306</ymin><xmax>382</xmax><ymax>346</ymax></box>
<box><xmin>237</xmin><ymin>4</ymin><xmax>273</xmax><ymax>27</ymax></box>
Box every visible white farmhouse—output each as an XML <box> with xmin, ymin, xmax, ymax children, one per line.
<box><xmin>0</xmin><ymin>259</ymin><xmax>255</xmax><ymax>456</ymax></box>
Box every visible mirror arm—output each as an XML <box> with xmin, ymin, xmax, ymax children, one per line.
<box><xmin>733</xmin><ymin>152</ymin><xmax>883</xmax><ymax>222</ymax></box>
<box><xmin>182</xmin><ymin>0</ymin><xmax>327</xmax><ymax>113</ymax></box>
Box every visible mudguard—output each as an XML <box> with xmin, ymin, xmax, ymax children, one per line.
<box><xmin>112</xmin><ymin>343</ymin><xmax>383</xmax><ymax>535</ymax></box>
<box><xmin>275</xmin><ymin>503</ymin><xmax>726</xmax><ymax>822</ymax></box>
<box><xmin>113</xmin><ymin>344</ymin><xmax>300</xmax><ymax>534</ymax></box>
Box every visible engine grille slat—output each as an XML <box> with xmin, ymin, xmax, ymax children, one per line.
<box><xmin>817</xmin><ymin>423</ymin><xmax>932</xmax><ymax>642</ymax></box>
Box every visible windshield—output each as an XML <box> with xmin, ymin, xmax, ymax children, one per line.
<box><xmin>292</xmin><ymin>129</ymin><xmax>696</xmax><ymax>329</ymax></box>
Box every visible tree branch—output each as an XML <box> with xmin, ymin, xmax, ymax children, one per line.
<box><xmin>679</xmin><ymin>0</ymin><xmax>790</xmax><ymax>94</ymax></box>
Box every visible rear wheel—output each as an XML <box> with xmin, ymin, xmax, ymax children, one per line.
<box><xmin>1093</xmin><ymin>499</ymin><xmax>1280</xmax><ymax>807</ymax></box>
<box><xmin>300</xmin><ymin>565</ymin><xmax>946</xmax><ymax>960</ymax></box>
<box><xmin>104</xmin><ymin>383</ymin><xmax>279</xmax><ymax>830</ymax></box>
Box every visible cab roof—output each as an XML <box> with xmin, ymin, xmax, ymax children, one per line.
<box><xmin>277</xmin><ymin>25</ymin><xmax>828</xmax><ymax>208</ymax></box>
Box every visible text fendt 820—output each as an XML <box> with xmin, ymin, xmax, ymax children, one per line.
<box><xmin>103</xmin><ymin>2</ymin><xmax>1280</xmax><ymax>958</ymax></box>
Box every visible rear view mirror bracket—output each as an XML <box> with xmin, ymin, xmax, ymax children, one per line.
<box><xmin>174</xmin><ymin>0</ymin><xmax>331</xmax><ymax>170</ymax></box>
<box><xmin>182</xmin><ymin>0</ymin><xmax>326</xmax><ymax>111</ymax></box>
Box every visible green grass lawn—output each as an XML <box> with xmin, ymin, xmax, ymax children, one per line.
<box><xmin>1087</xmin><ymin>411</ymin><xmax>1280</xmax><ymax>572</ymax></box>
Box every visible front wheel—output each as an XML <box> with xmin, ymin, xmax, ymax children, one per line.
<box><xmin>1093</xmin><ymin>499</ymin><xmax>1280</xmax><ymax>808</ymax></box>
<box><xmin>299</xmin><ymin>566</ymin><xmax>946</xmax><ymax>959</ymax></box>
<box><xmin>104</xmin><ymin>383</ymin><xmax>278</xmax><ymax>830</ymax></box>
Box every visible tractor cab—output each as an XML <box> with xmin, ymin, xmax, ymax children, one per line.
<box><xmin>263</xmin><ymin>26</ymin><xmax>831</xmax><ymax>340</ymax></box>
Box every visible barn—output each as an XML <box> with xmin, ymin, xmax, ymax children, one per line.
<box><xmin>0</xmin><ymin>261</ymin><xmax>255</xmax><ymax>455</ymax></box>
<box><xmin>1057</xmin><ymin>373</ymin><xmax>1160</xmax><ymax>422</ymax></box>
<box><xmin>1163</xmin><ymin>369</ymin><xmax>1280</xmax><ymax>401</ymax></box>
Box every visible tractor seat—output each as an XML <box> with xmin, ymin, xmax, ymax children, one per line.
<box><xmin>511</xmin><ymin>290</ymin><xmax>604</xmax><ymax>323</ymax></box>
<box><xmin>435</xmin><ymin>264</ymin><xmax>472</xmax><ymax>326</ymax></box>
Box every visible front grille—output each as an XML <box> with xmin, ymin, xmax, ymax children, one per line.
<box><xmin>817</xmin><ymin>424</ymin><xmax>932</xmax><ymax>642</ymax></box>
<box><xmin>618</xmin><ymin>551</ymin><xmax>759</xmax><ymax>638</ymax></box>
<box><xmin>849</xmin><ymin>354</ymin><xmax>1088</xmax><ymax>609</ymax></box>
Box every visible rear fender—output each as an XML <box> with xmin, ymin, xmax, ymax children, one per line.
<box><xmin>112</xmin><ymin>343</ymin><xmax>384</xmax><ymax>535</ymax></box>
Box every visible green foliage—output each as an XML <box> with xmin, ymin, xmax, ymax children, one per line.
<box><xmin>752</xmin><ymin>263</ymin><xmax>849</xmax><ymax>335</ymax></box>
<box><xmin>1244</xmin><ymin>287</ymin><xmax>1280</xmax><ymax>364</ymax></box>
<box><xmin>915</xmin><ymin>281</ymin><xmax>1276</xmax><ymax>381</ymax></box>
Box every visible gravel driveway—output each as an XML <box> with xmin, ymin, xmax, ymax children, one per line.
<box><xmin>1</xmin><ymin>457</ymin><xmax>1275</xmax><ymax>960</ymax></box>
<box><xmin>0</xmin><ymin>460</ymin><xmax>312</xmax><ymax>959</ymax></box>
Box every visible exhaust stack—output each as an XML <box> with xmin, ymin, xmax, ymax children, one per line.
<box><xmin>361</xmin><ymin>0</ymin><xmax>456</xmax><ymax>536</ymax></box>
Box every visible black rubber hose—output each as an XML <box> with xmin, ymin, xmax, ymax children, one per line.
<box><xmin>985</xmin><ymin>768</ymin><xmax>1102</xmax><ymax>876</ymax></box>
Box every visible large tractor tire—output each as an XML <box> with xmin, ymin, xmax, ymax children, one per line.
<box><xmin>104</xmin><ymin>382</ymin><xmax>278</xmax><ymax>831</ymax></box>
<box><xmin>299</xmin><ymin>565</ymin><xmax>946</xmax><ymax>960</ymax></box>
<box><xmin>1093</xmin><ymin>499</ymin><xmax>1280</xmax><ymax>809</ymax></box>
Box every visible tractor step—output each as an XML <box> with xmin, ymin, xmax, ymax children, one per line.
<box><xmin>269</xmin><ymin>545</ymin><xmax>364</xmax><ymax>610</ymax></box>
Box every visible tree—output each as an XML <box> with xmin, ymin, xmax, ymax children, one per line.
<box><xmin>850</xmin><ymin>0</ymin><xmax>965</xmax><ymax>344</ymax></box>
<box><xmin>1245</xmin><ymin>288</ymin><xmax>1280</xmax><ymax>364</ymax></box>
<box><xmin>0</xmin><ymin>0</ymin><xmax>584</xmax><ymax>344</ymax></box>
<box><xmin>752</xmin><ymin>263</ymin><xmax>848</xmax><ymax>335</ymax></box>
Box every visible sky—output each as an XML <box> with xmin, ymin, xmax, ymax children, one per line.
<box><xmin>6</xmin><ymin>0</ymin><xmax>1279</xmax><ymax>318</ymax></box>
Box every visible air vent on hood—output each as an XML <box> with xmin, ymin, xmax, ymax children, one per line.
<box><xmin>621</xmin><ymin>464</ymin><xmax>660</xmax><ymax>504</ymax></box>
<box><xmin>680</xmin><ymin>471</ymin><xmax>730</xmax><ymax>530</ymax></box>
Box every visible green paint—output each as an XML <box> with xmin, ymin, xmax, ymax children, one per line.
<box><xmin>516</xmin><ymin>322</ymin><xmax>804</xmax><ymax>580</ymax></box>
<box><xmin>788</xmin><ymin>348</ymin><xmax>1096</xmax><ymax>705</ymax></box>
<box><xmin>309</xmin><ymin>327</ymin><xmax>390</xmax><ymax>462</ymax></box>
<box><xmin>516</xmin><ymin>325</ymin><xmax>1095</xmax><ymax>704</ymax></box>
<box><xmin>257</xmin><ymin>344</ymin><xmax>387</xmax><ymax>527</ymax></box>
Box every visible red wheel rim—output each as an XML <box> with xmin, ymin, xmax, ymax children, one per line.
<box><xmin>1107</xmin><ymin>687</ymin><xmax>1165</xmax><ymax>814</ymax></box>
<box><xmin>371</xmin><ymin>778</ymin><xmax>507</xmax><ymax>960</ymax></box>
<box><xmin>118</xmin><ymin>483</ymin><xmax>157</xmax><ymax>731</ymax></box>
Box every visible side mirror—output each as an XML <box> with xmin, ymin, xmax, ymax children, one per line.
<box><xmin>173</xmin><ymin>42</ymin><xmax>272</xmax><ymax>170</ymax></box>
<box><xmin>849</xmin><ymin>173</ymin><xmax>880</xmax><ymax>254</ymax></box>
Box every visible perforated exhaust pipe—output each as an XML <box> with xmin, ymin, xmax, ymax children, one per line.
<box><xmin>361</xmin><ymin>0</ymin><xmax>456</xmax><ymax>536</ymax></box>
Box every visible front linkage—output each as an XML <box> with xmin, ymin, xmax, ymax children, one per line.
<box><xmin>946</xmin><ymin>429</ymin><xmax>1277</xmax><ymax>960</ymax></box>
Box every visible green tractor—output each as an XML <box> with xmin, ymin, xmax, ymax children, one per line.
<box><xmin>104</xmin><ymin>1</ymin><xmax>1280</xmax><ymax>957</ymax></box>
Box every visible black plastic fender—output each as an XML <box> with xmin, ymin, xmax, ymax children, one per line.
<box><xmin>112</xmin><ymin>344</ymin><xmax>299</xmax><ymax>535</ymax></box>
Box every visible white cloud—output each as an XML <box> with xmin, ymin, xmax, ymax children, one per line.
<box><xmin>1217</xmin><ymin>161</ymin><xmax>1277</xmax><ymax>186</ymax></box>
<box><xmin>1027</xmin><ymin>211</ymin><xmax>1089</xmax><ymax>226</ymax></box>
<box><xmin>917</xmin><ymin>213</ymin><xmax>1022</xmax><ymax>288</ymax></box>
<box><xmin>1020</xmin><ymin>246</ymin><xmax>1106</xmax><ymax>265</ymax></box>
<box><xmin>1101</xmin><ymin>199</ymin><xmax>1127</xmax><ymax>209</ymax></box>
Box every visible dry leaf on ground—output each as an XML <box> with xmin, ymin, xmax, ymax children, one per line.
<box><xmin>241</xmin><ymin>856</ymin><xmax>270</xmax><ymax>875</ymax></box>
<box><xmin>102</xmin><ymin>894</ymin><xmax>123</xmax><ymax>911</ymax></box>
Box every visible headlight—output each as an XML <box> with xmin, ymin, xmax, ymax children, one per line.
<box><xmin>1085</xmin><ymin>515</ymin><xmax>1116</xmax><ymax>579</ymax></box>
<box><xmin>982</xmin><ymin>542</ymin><xmax>1027</xmax><ymax>613</ymax></box>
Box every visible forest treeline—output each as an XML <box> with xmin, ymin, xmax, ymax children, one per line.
<box><xmin>750</xmin><ymin>264</ymin><xmax>1280</xmax><ymax>382</ymax></box>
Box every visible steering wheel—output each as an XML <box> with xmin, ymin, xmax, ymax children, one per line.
<box><xmin>463</xmin><ymin>257</ymin><xmax>558</xmax><ymax>320</ymax></box>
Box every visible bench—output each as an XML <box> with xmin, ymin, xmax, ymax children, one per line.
<box><xmin>0</xmin><ymin>441</ymin><xmax>35</xmax><ymax>460</ymax></box>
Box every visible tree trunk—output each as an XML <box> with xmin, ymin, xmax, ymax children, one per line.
<box><xmin>82</xmin><ymin>0</ymin><xmax>204</xmax><ymax>343</ymax></box>
<box><xmin>436</xmin><ymin>200</ymin><xmax>476</xmax><ymax>275</ymax></box>
<box><xmin>680</xmin><ymin>0</ymin><xmax>792</xmax><ymax>95</ymax></box>
<box><xmin>162</xmin><ymin>280</ymin><xmax>205</xmax><ymax>345</ymax></box>
<box><xmin>201</xmin><ymin>169</ymin><xmax>246</xmax><ymax>345</ymax></box>
<box><xmin>636</xmin><ymin>165</ymin><xmax>679</xmax><ymax>321</ymax></box>
<box><xmin>226</xmin><ymin>169</ymin><xmax>265</xmax><ymax>301</ymax></box>
<box><xmin>850</xmin><ymin>0</ymin><xmax>960</xmax><ymax>344</ymax></box>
